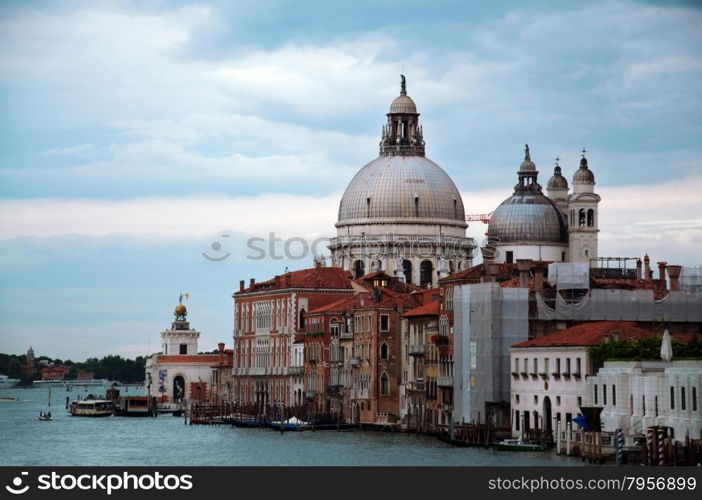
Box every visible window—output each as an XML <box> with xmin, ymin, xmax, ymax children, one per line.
<box><xmin>533</xmin><ymin>395</ymin><xmax>538</xmax><ymax>405</ymax></box>
<box><xmin>380</xmin><ymin>373</ymin><xmax>389</xmax><ymax>395</ymax></box>
<box><xmin>505</xmin><ymin>251</ymin><xmax>514</xmax><ymax>264</ymax></box>
<box><xmin>556</xmin><ymin>396</ymin><xmax>561</xmax><ymax>406</ymax></box>
<box><xmin>587</xmin><ymin>209</ymin><xmax>594</xmax><ymax>227</ymax></box>
<box><xmin>612</xmin><ymin>385</ymin><xmax>616</xmax><ymax>406</ymax></box>
<box><xmin>682</xmin><ymin>387</ymin><xmax>686</xmax><ymax>411</ymax></box>
<box><xmin>576</xmin><ymin>358</ymin><xmax>581</xmax><ymax>375</ymax></box>
<box><xmin>670</xmin><ymin>386</ymin><xmax>675</xmax><ymax>410</ymax></box>
<box><xmin>380</xmin><ymin>314</ymin><xmax>389</xmax><ymax>332</ymax></box>
<box><xmin>353</xmin><ymin>260</ymin><xmax>365</xmax><ymax>279</ymax></box>
<box><xmin>577</xmin><ymin>397</ymin><xmax>582</xmax><ymax>407</ymax></box>
<box><xmin>420</xmin><ymin>260</ymin><xmax>433</xmax><ymax>288</ymax></box>
<box><xmin>515</xmin><ymin>410</ymin><xmax>520</xmax><ymax>431</ymax></box>
<box><xmin>515</xmin><ymin>394</ymin><xmax>520</xmax><ymax>404</ymax></box>
<box><xmin>693</xmin><ymin>387</ymin><xmax>698</xmax><ymax>412</ymax></box>
<box><xmin>402</xmin><ymin>260</ymin><xmax>412</xmax><ymax>284</ymax></box>
<box><xmin>380</xmin><ymin>343</ymin><xmax>388</xmax><ymax>360</ymax></box>
<box><xmin>566</xmin><ymin>358</ymin><xmax>571</xmax><ymax>373</ymax></box>
<box><xmin>655</xmin><ymin>396</ymin><xmax>659</xmax><ymax>416</ymax></box>
<box><xmin>515</xmin><ymin>357</ymin><xmax>519</xmax><ymax>372</ymax></box>
<box><xmin>179</xmin><ymin>344</ymin><xmax>187</xmax><ymax>355</ymax></box>
<box><xmin>533</xmin><ymin>358</ymin><xmax>538</xmax><ymax>373</ymax></box>
<box><xmin>299</xmin><ymin>308</ymin><xmax>306</xmax><ymax>329</ymax></box>
<box><xmin>544</xmin><ymin>358</ymin><xmax>549</xmax><ymax>374</ymax></box>
<box><xmin>603</xmin><ymin>384</ymin><xmax>607</xmax><ymax>405</ymax></box>
<box><xmin>642</xmin><ymin>395</ymin><xmax>646</xmax><ymax>416</ymax></box>
<box><xmin>556</xmin><ymin>358</ymin><xmax>561</xmax><ymax>373</ymax></box>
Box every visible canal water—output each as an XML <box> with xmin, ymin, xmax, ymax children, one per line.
<box><xmin>1</xmin><ymin>387</ymin><xmax>581</xmax><ymax>466</ymax></box>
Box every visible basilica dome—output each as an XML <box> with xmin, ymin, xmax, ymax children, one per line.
<box><xmin>487</xmin><ymin>145</ymin><xmax>568</xmax><ymax>246</ymax></box>
<box><xmin>336</xmin><ymin>155</ymin><xmax>466</xmax><ymax>226</ymax></box>
<box><xmin>488</xmin><ymin>192</ymin><xmax>568</xmax><ymax>245</ymax></box>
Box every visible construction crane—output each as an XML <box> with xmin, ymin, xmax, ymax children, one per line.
<box><xmin>465</xmin><ymin>211</ymin><xmax>493</xmax><ymax>225</ymax></box>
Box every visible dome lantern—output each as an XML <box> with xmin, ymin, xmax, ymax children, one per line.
<box><xmin>380</xmin><ymin>75</ymin><xmax>425</xmax><ymax>156</ymax></box>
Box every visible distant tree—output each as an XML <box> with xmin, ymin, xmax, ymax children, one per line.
<box><xmin>7</xmin><ymin>359</ymin><xmax>21</xmax><ymax>379</ymax></box>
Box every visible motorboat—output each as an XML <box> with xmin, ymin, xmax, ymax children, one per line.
<box><xmin>69</xmin><ymin>399</ymin><xmax>114</xmax><ymax>417</ymax></box>
<box><xmin>0</xmin><ymin>375</ymin><xmax>20</xmax><ymax>389</ymax></box>
<box><xmin>492</xmin><ymin>437</ymin><xmax>545</xmax><ymax>451</ymax></box>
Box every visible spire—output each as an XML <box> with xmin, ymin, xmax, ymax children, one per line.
<box><xmin>400</xmin><ymin>74</ymin><xmax>407</xmax><ymax>96</ymax></box>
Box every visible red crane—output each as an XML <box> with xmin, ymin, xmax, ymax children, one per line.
<box><xmin>465</xmin><ymin>211</ymin><xmax>493</xmax><ymax>225</ymax></box>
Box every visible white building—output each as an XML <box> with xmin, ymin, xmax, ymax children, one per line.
<box><xmin>587</xmin><ymin>360</ymin><xmax>702</xmax><ymax>442</ymax></box>
<box><xmin>508</xmin><ymin>321</ymin><xmax>652</xmax><ymax>436</ymax></box>
<box><xmin>145</xmin><ymin>301</ymin><xmax>221</xmax><ymax>403</ymax></box>
<box><xmin>329</xmin><ymin>75</ymin><xmax>475</xmax><ymax>287</ymax></box>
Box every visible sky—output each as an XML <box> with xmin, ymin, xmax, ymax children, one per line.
<box><xmin>0</xmin><ymin>0</ymin><xmax>701</xmax><ymax>360</ymax></box>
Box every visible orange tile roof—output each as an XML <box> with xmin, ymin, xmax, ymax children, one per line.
<box><xmin>403</xmin><ymin>300</ymin><xmax>440</xmax><ymax>317</ymax></box>
<box><xmin>512</xmin><ymin>321</ymin><xmax>691</xmax><ymax>348</ymax></box>
<box><xmin>308</xmin><ymin>295</ymin><xmax>359</xmax><ymax>314</ymax></box>
<box><xmin>236</xmin><ymin>266</ymin><xmax>353</xmax><ymax>294</ymax></box>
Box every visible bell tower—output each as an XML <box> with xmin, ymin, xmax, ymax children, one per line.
<box><xmin>568</xmin><ymin>150</ymin><xmax>601</xmax><ymax>263</ymax></box>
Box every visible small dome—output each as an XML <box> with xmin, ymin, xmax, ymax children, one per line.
<box><xmin>547</xmin><ymin>166</ymin><xmax>569</xmax><ymax>189</ymax></box>
<box><xmin>488</xmin><ymin>192</ymin><xmax>568</xmax><ymax>245</ymax></box>
<box><xmin>573</xmin><ymin>157</ymin><xmax>595</xmax><ymax>184</ymax></box>
<box><xmin>175</xmin><ymin>304</ymin><xmax>187</xmax><ymax>316</ymax></box>
<box><xmin>389</xmin><ymin>94</ymin><xmax>417</xmax><ymax>114</ymax></box>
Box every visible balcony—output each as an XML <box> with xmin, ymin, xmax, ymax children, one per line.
<box><xmin>288</xmin><ymin>366</ymin><xmax>303</xmax><ymax>375</ymax></box>
<box><xmin>561</xmin><ymin>372</ymin><xmax>571</xmax><ymax>380</ymax></box>
<box><xmin>437</xmin><ymin>375</ymin><xmax>453</xmax><ymax>387</ymax></box>
<box><xmin>305</xmin><ymin>390</ymin><xmax>317</xmax><ymax>399</ymax></box>
<box><xmin>350</xmin><ymin>357</ymin><xmax>361</xmax><ymax>367</ymax></box>
<box><xmin>529</xmin><ymin>372</ymin><xmax>538</xmax><ymax>380</ymax></box>
<box><xmin>326</xmin><ymin>385</ymin><xmax>343</xmax><ymax>395</ymax></box>
<box><xmin>339</xmin><ymin>331</ymin><xmax>353</xmax><ymax>340</ymax></box>
<box><xmin>406</xmin><ymin>380</ymin><xmax>426</xmax><ymax>392</ymax></box>
<box><xmin>408</xmin><ymin>344</ymin><xmax>425</xmax><ymax>356</ymax></box>
<box><xmin>249</xmin><ymin>367</ymin><xmax>267</xmax><ymax>376</ymax></box>
<box><xmin>539</xmin><ymin>372</ymin><xmax>549</xmax><ymax>380</ymax></box>
<box><xmin>572</xmin><ymin>371</ymin><xmax>582</xmax><ymax>380</ymax></box>
<box><xmin>551</xmin><ymin>371</ymin><xmax>561</xmax><ymax>379</ymax></box>
<box><xmin>307</xmin><ymin>356</ymin><xmax>318</xmax><ymax>365</ymax></box>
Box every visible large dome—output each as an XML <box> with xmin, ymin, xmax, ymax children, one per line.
<box><xmin>336</xmin><ymin>155</ymin><xmax>466</xmax><ymax>227</ymax></box>
<box><xmin>488</xmin><ymin>192</ymin><xmax>568</xmax><ymax>245</ymax></box>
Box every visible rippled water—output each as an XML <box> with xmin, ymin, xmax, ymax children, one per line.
<box><xmin>0</xmin><ymin>387</ymin><xmax>581</xmax><ymax>466</ymax></box>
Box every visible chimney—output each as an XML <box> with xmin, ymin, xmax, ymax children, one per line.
<box><xmin>534</xmin><ymin>262</ymin><xmax>545</xmax><ymax>291</ymax></box>
<box><xmin>249</xmin><ymin>278</ymin><xmax>256</xmax><ymax>288</ymax></box>
<box><xmin>218</xmin><ymin>342</ymin><xmax>225</xmax><ymax>364</ymax></box>
<box><xmin>667</xmin><ymin>265</ymin><xmax>682</xmax><ymax>291</ymax></box>
<box><xmin>239</xmin><ymin>280</ymin><xmax>245</xmax><ymax>292</ymax></box>
<box><xmin>516</xmin><ymin>259</ymin><xmax>532</xmax><ymax>288</ymax></box>
<box><xmin>644</xmin><ymin>254</ymin><xmax>651</xmax><ymax>281</ymax></box>
<box><xmin>636</xmin><ymin>259</ymin><xmax>642</xmax><ymax>280</ymax></box>
<box><xmin>480</xmin><ymin>246</ymin><xmax>496</xmax><ymax>283</ymax></box>
<box><xmin>657</xmin><ymin>262</ymin><xmax>667</xmax><ymax>290</ymax></box>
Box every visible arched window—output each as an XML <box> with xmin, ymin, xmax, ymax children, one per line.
<box><xmin>353</xmin><ymin>259</ymin><xmax>365</xmax><ymax>279</ymax></box>
<box><xmin>587</xmin><ymin>209</ymin><xmax>594</xmax><ymax>227</ymax></box>
<box><xmin>420</xmin><ymin>260</ymin><xmax>433</xmax><ymax>288</ymax></box>
<box><xmin>380</xmin><ymin>373</ymin><xmax>389</xmax><ymax>395</ymax></box>
<box><xmin>579</xmin><ymin>209</ymin><xmax>586</xmax><ymax>227</ymax></box>
<box><xmin>299</xmin><ymin>308</ymin><xmax>306</xmax><ymax>330</ymax></box>
<box><xmin>402</xmin><ymin>259</ymin><xmax>412</xmax><ymax>284</ymax></box>
<box><xmin>380</xmin><ymin>343</ymin><xmax>388</xmax><ymax>360</ymax></box>
<box><xmin>449</xmin><ymin>260</ymin><xmax>455</xmax><ymax>274</ymax></box>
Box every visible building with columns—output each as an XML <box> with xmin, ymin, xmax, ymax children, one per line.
<box><xmin>329</xmin><ymin>76</ymin><xmax>475</xmax><ymax>287</ymax></box>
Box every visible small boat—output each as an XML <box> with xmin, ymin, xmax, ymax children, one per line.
<box><xmin>69</xmin><ymin>399</ymin><xmax>114</xmax><ymax>417</ymax></box>
<box><xmin>227</xmin><ymin>416</ymin><xmax>263</xmax><ymax>428</ymax></box>
<box><xmin>114</xmin><ymin>396</ymin><xmax>157</xmax><ymax>417</ymax></box>
<box><xmin>492</xmin><ymin>438</ymin><xmax>545</xmax><ymax>452</ymax></box>
<box><xmin>38</xmin><ymin>413</ymin><xmax>53</xmax><ymax>421</ymax></box>
<box><xmin>265</xmin><ymin>416</ymin><xmax>310</xmax><ymax>432</ymax></box>
<box><xmin>0</xmin><ymin>397</ymin><xmax>18</xmax><ymax>402</ymax></box>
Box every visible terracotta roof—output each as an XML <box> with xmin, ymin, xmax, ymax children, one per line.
<box><xmin>438</xmin><ymin>263</ymin><xmax>517</xmax><ymax>284</ymax></box>
<box><xmin>590</xmin><ymin>277</ymin><xmax>669</xmax><ymax>299</ymax></box>
<box><xmin>308</xmin><ymin>295</ymin><xmax>359</xmax><ymax>314</ymax></box>
<box><xmin>156</xmin><ymin>355</ymin><xmax>220</xmax><ymax>363</ymax></box>
<box><xmin>236</xmin><ymin>266</ymin><xmax>353</xmax><ymax>294</ymax></box>
<box><xmin>512</xmin><ymin>321</ymin><xmax>691</xmax><ymax>348</ymax></box>
<box><xmin>403</xmin><ymin>300</ymin><xmax>440</xmax><ymax>317</ymax></box>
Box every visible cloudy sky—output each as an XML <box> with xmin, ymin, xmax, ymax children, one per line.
<box><xmin>1</xmin><ymin>0</ymin><xmax>700</xmax><ymax>360</ymax></box>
